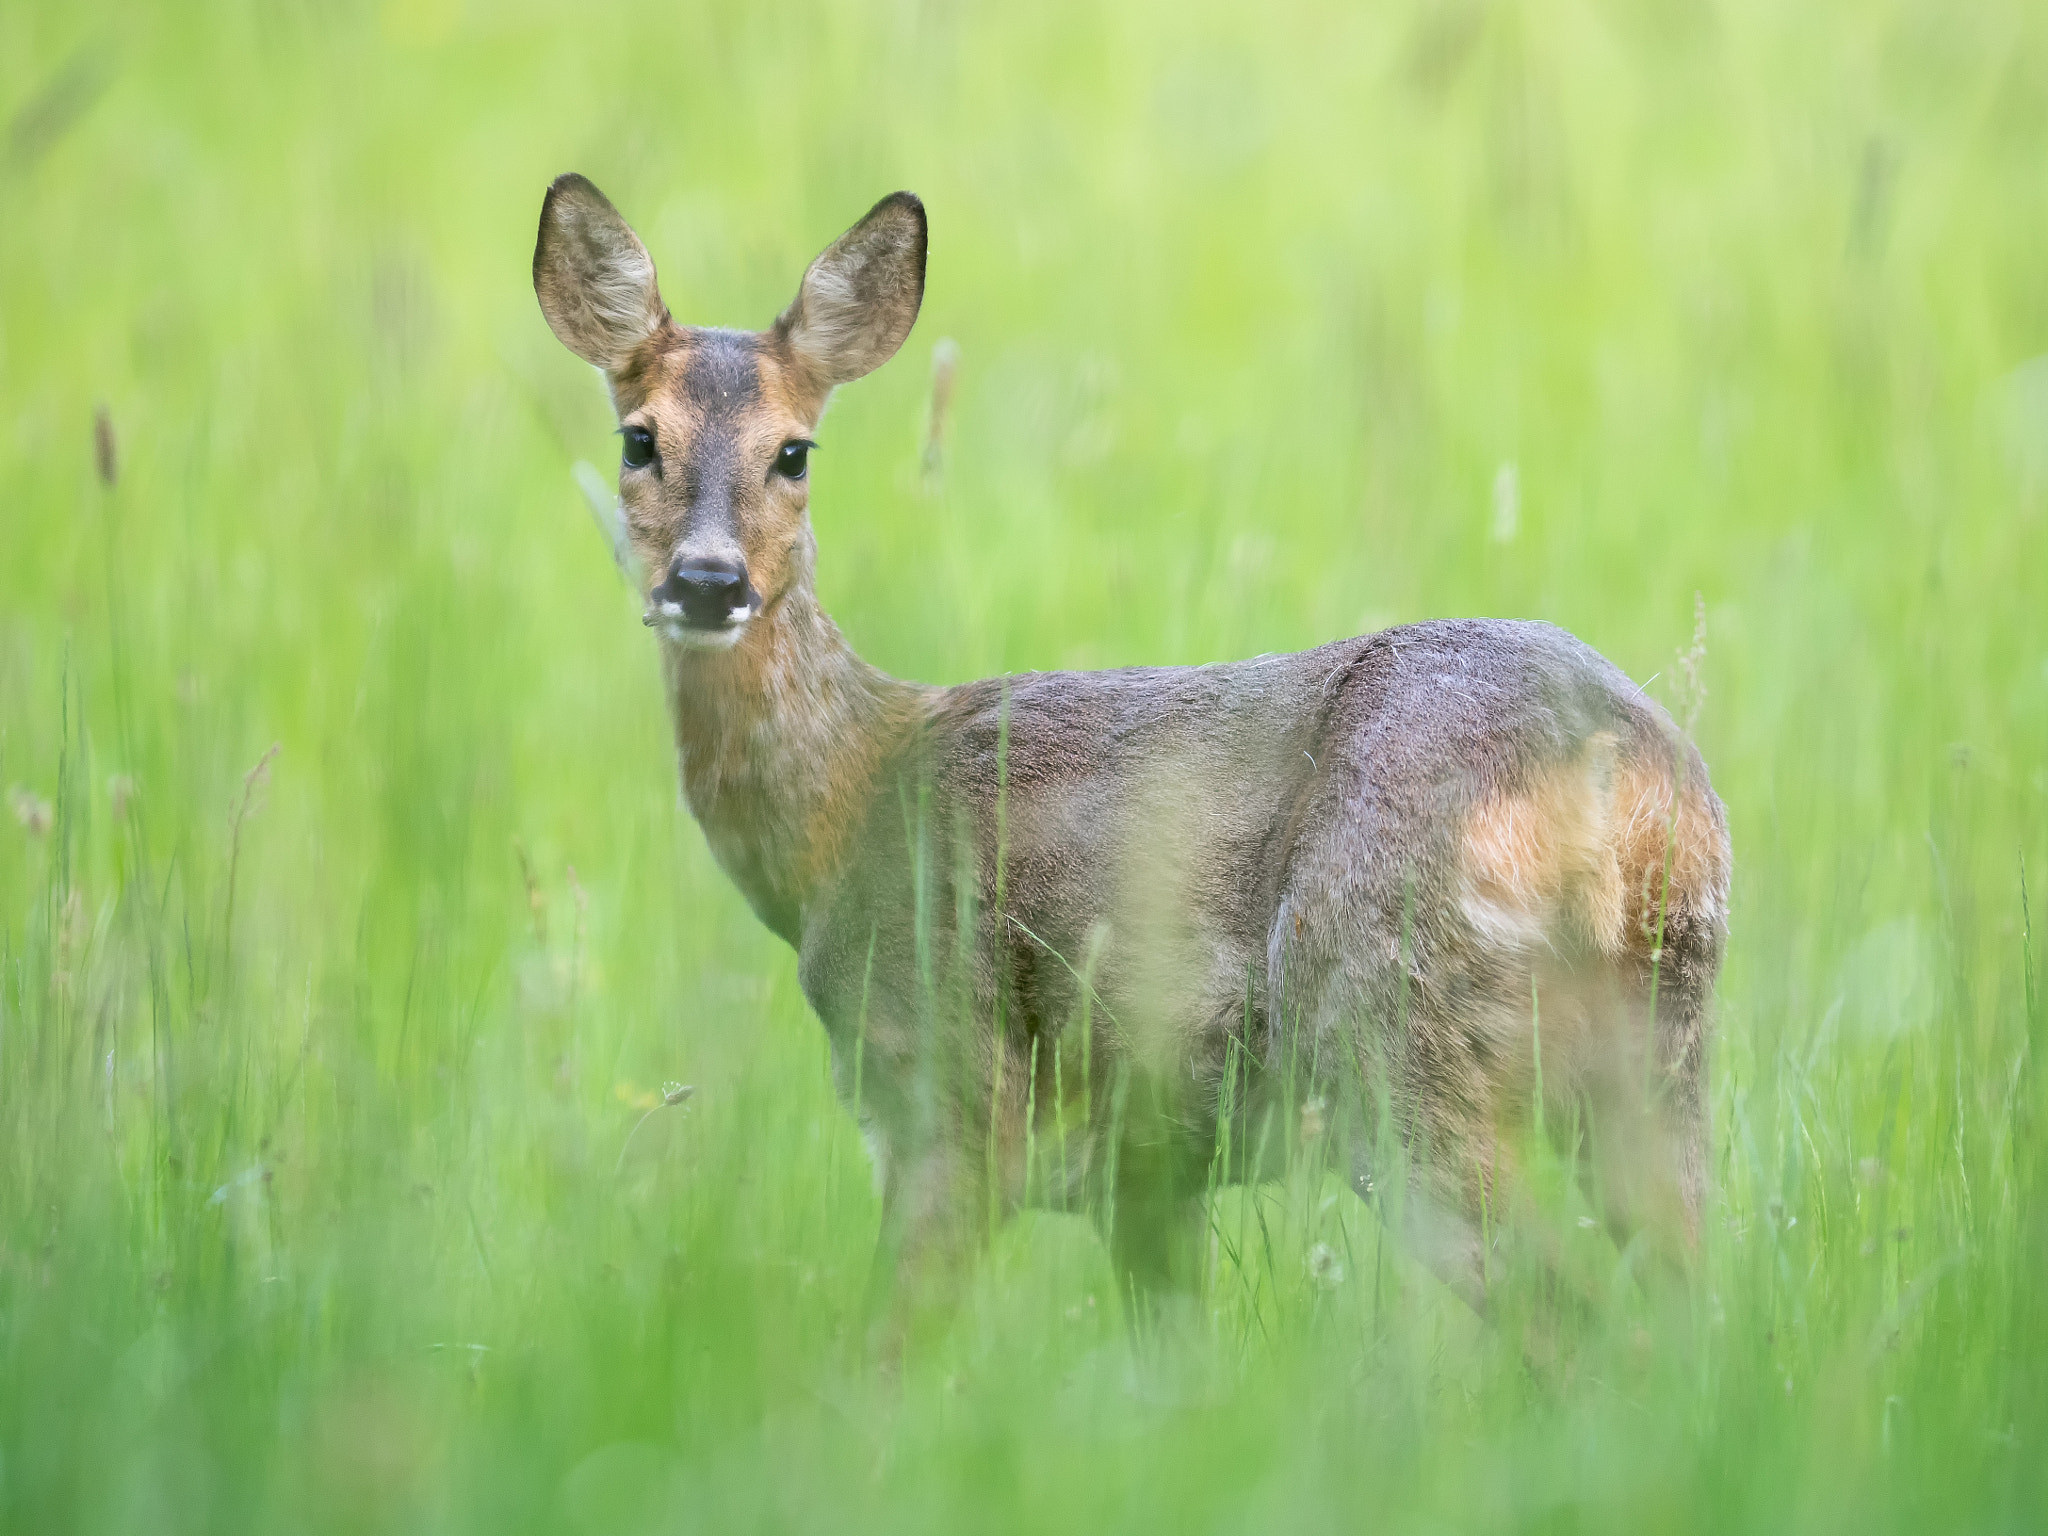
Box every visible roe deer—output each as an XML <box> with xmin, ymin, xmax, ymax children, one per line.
<box><xmin>532</xmin><ymin>176</ymin><xmax>1732</xmax><ymax>1347</ymax></box>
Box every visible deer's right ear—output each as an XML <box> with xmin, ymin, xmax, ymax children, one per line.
<box><xmin>533</xmin><ymin>174</ymin><xmax>669</xmax><ymax>372</ymax></box>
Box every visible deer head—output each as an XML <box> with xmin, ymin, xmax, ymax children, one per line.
<box><xmin>533</xmin><ymin>175</ymin><xmax>926</xmax><ymax>649</ymax></box>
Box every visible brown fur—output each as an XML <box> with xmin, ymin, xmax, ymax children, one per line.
<box><xmin>1459</xmin><ymin>731</ymin><xmax>1730</xmax><ymax>963</ymax></box>
<box><xmin>1609</xmin><ymin>753</ymin><xmax>1732</xmax><ymax>961</ymax></box>
<box><xmin>1450</xmin><ymin>728</ymin><xmax>1730</xmax><ymax>1263</ymax></box>
<box><xmin>1459</xmin><ymin>730</ymin><xmax>1625</xmax><ymax>954</ymax></box>
<box><xmin>662</xmin><ymin>587</ymin><xmax>931</xmax><ymax>943</ymax></box>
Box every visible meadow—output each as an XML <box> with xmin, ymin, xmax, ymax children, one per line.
<box><xmin>4</xmin><ymin>0</ymin><xmax>2047</xmax><ymax>1530</ymax></box>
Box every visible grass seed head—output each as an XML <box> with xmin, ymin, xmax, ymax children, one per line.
<box><xmin>9</xmin><ymin>786</ymin><xmax>53</xmax><ymax>838</ymax></box>
<box><xmin>1674</xmin><ymin>592</ymin><xmax>1709</xmax><ymax>735</ymax></box>
<box><xmin>921</xmin><ymin>337</ymin><xmax>961</xmax><ymax>491</ymax></box>
<box><xmin>1490</xmin><ymin>460</ymin><xmax>1520</xmax><ymax>543</ymax></box>
<box><xmin>1306</xmin><ymin>1242</ymin><xmax>1344</xmax><ymax>1289</ymax></box>
<box><xmin>93</xmin><ymin>404</ymin><xmax>117</xmax><ymax>488</ymax></box>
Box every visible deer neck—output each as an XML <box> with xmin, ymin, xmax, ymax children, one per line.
<box><xmin>661</xmin><ymin>582</ymin><xmax>930</xmax><ymax>945</ymax></box>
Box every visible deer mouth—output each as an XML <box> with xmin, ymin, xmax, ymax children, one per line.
<box><xmin>649</xmin><ymin>595</ymin><xmax>759</xmax><ymax>649</ymax></box>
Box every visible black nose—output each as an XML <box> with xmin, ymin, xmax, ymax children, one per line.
<box><xmin>654</xmin><ymin>558</ymin><xmax>750</xmax><ymax>626</ymax></box>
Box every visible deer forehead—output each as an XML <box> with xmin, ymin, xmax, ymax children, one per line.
<box><xmin>621</xmin><ymin>328</ymin><xmax>819</xmax><ymax>437</ymax></box>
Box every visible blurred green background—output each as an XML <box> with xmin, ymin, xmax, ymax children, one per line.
<box><xmin>4</xmin><ymin>0</ymin><xmax>2047</xmax><ymax>1530</ymax></box>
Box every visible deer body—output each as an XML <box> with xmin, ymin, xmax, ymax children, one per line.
<box><xmin>534</xmin><ymin>178</ymin><xmax>1731</xmax><ymax>1333</ymax></box>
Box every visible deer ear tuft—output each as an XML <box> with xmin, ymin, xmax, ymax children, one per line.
<box><xmin>776</xmin><ymin>192</ymin><xmax>926</xmax><ymax>387</ymax></box>
<box><xmin>533</xmin><ymin>174</ymin><xmax>669</xmax><ymax>371</ymax></box>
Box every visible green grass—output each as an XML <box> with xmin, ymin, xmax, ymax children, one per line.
<box><xmin>5</xmin><ymin>0</ymin><xmax>2048</xmax><ymax>1529</ymax></box>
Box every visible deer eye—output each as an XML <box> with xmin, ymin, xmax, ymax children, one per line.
<box><xmin>773</xmin><ymin>440</ymin><xmax>812</xmax><ymax>481</ymax></box>
<box><xmin>621</xmin><ymin>425</ymin><xmax>656</xmax><ymax>469</ymax></box>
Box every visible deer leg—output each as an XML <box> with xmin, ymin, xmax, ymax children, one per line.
<box><xmin>1576</xmin><ymin>972</ymin><xmax>1709</xmax><ymax>1289</ymax></box>
<box><xmin>864</xmin><ymin>1139</ymin><xmax>980</xmax><ymax>1364</ymax></box>
<box><xmin>1348</xmin><ymin>1070</ymin><xmax>1614</xmax><ymax>1378</ymax></box>
<box><xmin>1366</xmin><ymin>1158</ymin><xmax>1492</xmax><ymax>1315</ymax></box>
<box><xmin>1102</xmin><ymin>1139</ymin><xmax>1206</xmax><ymax>1340</ymax></box>
<box><xmin>1093</xmin><ymin>1068</ymin><xmax>1210</xmax><ymax>1343</ymax></box>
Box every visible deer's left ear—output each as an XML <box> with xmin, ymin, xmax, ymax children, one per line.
<box><xmin>533</xmin><ymin>173</ymin><xmax>670</xmax><ymax>372</ymax></box>
<box><xmin>776</xmin><ymin>192</ymin><xmax>926</xmax><ymax>387</ymax></box>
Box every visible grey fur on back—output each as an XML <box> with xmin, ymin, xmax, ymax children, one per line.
<box><xmin>801</xmin><ymin>618</ymin><xmax>1725</xmax><ymax>1252</ymax></box>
